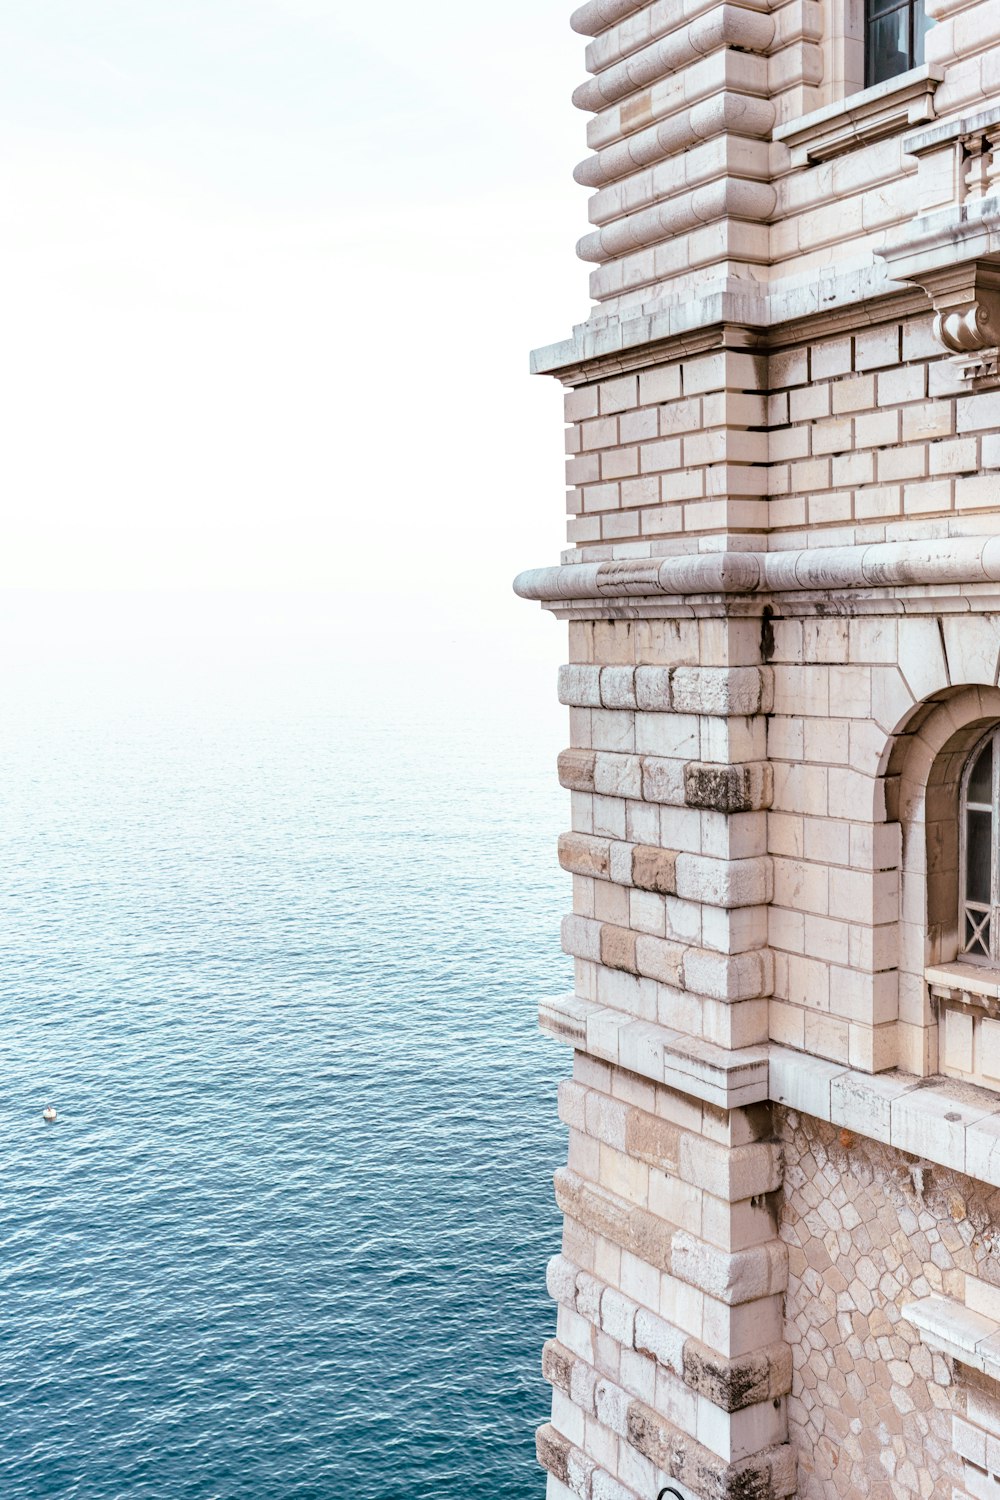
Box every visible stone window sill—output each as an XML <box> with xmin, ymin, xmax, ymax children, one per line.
<box><xmin>930</xmin><ymin>965</ymin><xmax>1000</xmax><ymax>1088</ymax></box>
<box><xmin>903</xmin><ymin>1294</ymin><xmax>1000</xmax><ymax>1379</ymax></box>
<box><xmin>927</xmin><ymin>961</ymin><xmax>1000</xmax><ymax>1007</ymax></box>
<box><xmin>769</xmin><ymin>1044</ymin><xmax>1000</xmax><ymax>1183</ymax></box>
<box><xmin>773</xmin><ymin>64</ymin><xmax>944</xmax><ymax>168</ymax></box>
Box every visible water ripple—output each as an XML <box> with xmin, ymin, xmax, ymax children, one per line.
<box><xmin>0</xmin><ymin>665</ymin><xmax>569</xmax><ymax>1498</ymax></box>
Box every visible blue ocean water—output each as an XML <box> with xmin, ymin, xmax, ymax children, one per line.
<box><xmin>0</xmin><ymin>656</ymin><xmax>570</xmax><ymax>1499</ymax></box>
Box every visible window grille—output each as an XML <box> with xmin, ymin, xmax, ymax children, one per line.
<box><xmin>865</xmin><ymin>0</ymin><xmax>930</xmax><ymax>87</ymax></box>
<box><xmin>961</xmin><ymin>728</ymin><xmax>1000</xmax><ymax>964</ymax></box>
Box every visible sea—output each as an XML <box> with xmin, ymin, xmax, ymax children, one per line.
<box><xmin>0</xmin><ymin>644</ymin><xmax>571</xmax><ymax>1499</ymax></box>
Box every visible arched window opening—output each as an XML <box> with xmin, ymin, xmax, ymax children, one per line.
<box><xmin>961</xmin><ymin>729</ymin><xmax>1000</xmax><ymax>964</ymax></box>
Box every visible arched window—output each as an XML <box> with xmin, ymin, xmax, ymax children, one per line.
<box><xmin>961</xmin><ymin>728</ymin><xmax>1000</xmax><ymax>963</ymax></box>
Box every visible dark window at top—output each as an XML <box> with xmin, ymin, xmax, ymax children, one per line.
<box><xmin>962</xmin><ymin>729</ymin><xmax>1000</xmax><ymax>965</ymax></box>
<box><xmin>865</xmin><ymin>0</ymin><xmax>930</xmax><ymax>87</ymax></box>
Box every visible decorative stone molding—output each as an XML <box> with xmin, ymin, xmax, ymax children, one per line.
<box><xmin>768</xmin><ymin>1045</ymin><xmax>1000</xmax><ymax>1177</ymax></box>
<box><xmin>922</xmin><ymin>263</ymin><xmax>1000</xmax><ymax>355</ymax></box>
<box><xmin>903</xmin><ymin>1294</ymin><xmax>1000</xmax><ymax>1379</ymax></box>
<box><xmin>571</xmin><ymin>5</ymin><xmax>775</xmax><ymax>114</ymax></box>
<box><xmin>772</xmin><ymin>64</ymin><xmax>943</xmax><ymax>168</ymax></box>
<box><xmin>571</xmin><ymin>0</ymin><xmax>646</xmax><ymax>37</ymax></box>
<box><xmin>538</xmin><ymin>995</ymin><xmax>771</xmax><ymax>1108</ymax></box>
<box><xmin>879</xmin><ymin>107</ymin><xmax>1000</xmax><ymax>376</ymax></box>
<box><xmin>514</xmin><ymin>535</ymin><xmax>1000</xmax><ymax>605</ymax></box>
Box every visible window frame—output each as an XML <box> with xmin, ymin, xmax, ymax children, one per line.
<box><xmin>959</xmin><ymin>725</ymin><xmax>1000</xmax><ymax>967</ymax></box>
<box><xmin>865</xmin><ymin>0</ymin><xmax>929</xmax><ymax>90</ymax></box>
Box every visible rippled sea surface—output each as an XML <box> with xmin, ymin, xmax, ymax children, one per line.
<box><xmin>0</xmin><ymin>655</ymin><xmax>569</xmax><ymax>1499</ymax></box>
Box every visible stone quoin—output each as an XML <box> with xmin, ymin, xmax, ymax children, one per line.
<box><xmin>516</xmin><ymin>1</ymin><xmax>1000</xmax><ymax>1495</ymax></box>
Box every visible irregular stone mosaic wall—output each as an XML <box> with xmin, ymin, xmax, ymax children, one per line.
<box><xmin>777</xmin><ymin>1107</ymin><xmax>993</xmax><ymax>1498</ymax></box>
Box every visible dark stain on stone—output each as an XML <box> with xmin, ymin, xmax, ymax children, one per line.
<box><xmin>761</xmin><ymin>604</ymin><xmax>775</xmax><ymax>663</ymax></box>
<box><xmin>685</xmin><ymin>763</ymin><xmax>755</xmax><ymax>814</ymax></box>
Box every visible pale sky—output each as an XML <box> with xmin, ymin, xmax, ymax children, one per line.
<box><xmin>0</xmin><ymin>1</ymin><xmax>589</xmax><ymax>669</ymax></box>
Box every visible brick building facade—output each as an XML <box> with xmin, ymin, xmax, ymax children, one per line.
<box><xmin>516</xmin><ymin>0</ymin><xmax>1000</xmax><ymax>1495</ymax></box>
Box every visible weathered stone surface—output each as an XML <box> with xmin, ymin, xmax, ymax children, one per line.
<box><xmin>682</xmin><ymin>1338</ymin><xmax>793</xmax><ymax>1412</ymax></box>
<box><xmin>684</xmin><ymin>761</ymin><xmax>772</xmax><ymax>814</ymax></box>
<box><xmin>599</xmin><ymin>922</ymin><xmax>638</xmax><ymax>973</ymax></box>
<box><xmin>558</xmin><ymin>831</ymin><xmax>611</xmax><ymax>879</ymax></box>
<box><xmin>630</xmin><ymin>843</ymin><xmax>678</xmax><ymax>894</ymax></box>
<box><xmin>671</xmin><ymin>668</ymin><xmax>772</xmax><ymax>718</ymax></box>
<box><xmin>670</xmin><ymin>1230</ymin><xmax>788</xmax><ymax>1306</ymax></box>
<box><xmin>536</xmin><ymin>1423</ymin><xmax>571</xmax><ymax>1485</ymax></box>
<box><xmin>554</xmin><ymin>1167</ymin><xmax>674</xmax><ymax>1272</ymax></box>
<box><xmin>641</xmin><ymin>755</ymin><xmax>686</xmax><ymax>805</ymax></box>
<box><xmin>633</xmin><ymin>932</ymin><xmax>685</xmax><ymax>985</ymax></box>
<box><xmin>541</xmin><ymin>1338</ymin><xmax>573</xmax><ymax>1394</ymax></box>
<box><xmin>557</xmin><ymin>747</ymin><xmax>597</xmax><ymax>792</ymax></box>
<box><xmin>626</xmin><ymin>1399</ymin><xmax>791</xmax><ymax>1500</ymax></box>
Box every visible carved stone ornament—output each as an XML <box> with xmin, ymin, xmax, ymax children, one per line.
<box><xmin>920</xmin><ymin>261</ymin><xmax>1000</xmax><ymax>354</ymax></box>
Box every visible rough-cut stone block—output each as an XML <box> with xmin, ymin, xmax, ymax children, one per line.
<box><xmin>536</xmin><ymin>1424</ymin><xmax>571</xmax><ymax>1485</ymax></box>
<box><xmin>670</xmin><ymin>1231</ymin><xmax>787</xmax><ymax>1306</ymax></box>
<box><xmin>594</xmin><ymin>1377</ymin><xmax>630</xmax><ymax>1437</ymax></box>
<box><xmin>674</xmin><ymin>854</ymin><xmax>772</xmax><ymax>909</ymax></box>
<box><xmin>626</xmin><ymin>1399</ymin><xmax>794</xmax><ymax>1500</ymax></box>
<box><xmin>634</xmin><ymin>933</ymin><xmax>685</xmax><ymax>985</ymax></box>
<box><xmin>559</xmin><ymin>664</ymin><xmax>602</xmax><ymax>707</ymax></box>
<box><xmin>554</xmin><ymin>1168</ymin><xmax>675</xmax><ymax>1273</ymax></box>
<box><xmin>542</xmin><ymin>1339</ymin><xmax>574</xmax><ymax>1394</ymax></box>
<box><xmin>559</xmin><ymin>831</ymin><xmax>612</xmax><ymax>879</ymax></box>
<box><xmin>671</xmin><ymin>668</ymin><xmax>772</xmax><ymax>717</ymax></box>
<box><xmin>642</xmin><ymin>756</ymin><xmax>687</xmax><ymax>805</ymax></box>
<box><xmin>594</xmin><ymin>752</ymin><xmax>643</xmax><ymax>799</ymax></box>
<box><xmin>600</xmin><ymin>1286</ymin><xmax>637</xmax><ymax>1346</ymax></box>
<box><xmin>682</xmin><ymin>1339</ymin><xmax>793</xmax><ymax>1413</ymax></box>
<box><xmin>684</xmin><ymin>761</ymin><xmax>772</xmax><ymax>814</ymax></box>
<box><xmin>634</xmin><ymin>1307</ymin><xmax>686</xmax><ymax>1374</ymax></box>
<box><xmin>600</xmin><ymin>665</ymin><xmax>638</xmax><ymax>709</ymax></box>
<box><xmin>547</xmin><ymin>1255</ymin><xmax>579</xmax><ymax>1308</ymax></box>
<box><xmin>562</xmin><ymin>913</ymin><xmax>602</xmax><ymax>962</ymax></box>
<box><xmin>682</xmin><ymin>949</ymin><xmax>772</xmax><ymax>1003</ymax></box>
<box><xmin>600</xmin><ymin>923</ymin><xmax>639</xmax><ymax>973</ymax></box>
<box><xmin>634</xmin><ymin>666</ymin><xmax>672</xmax><ymax>710</ymax></box>
<box><xmin>631</xmin><ymin>844</ymin><xmax>678</xmax><ymax>894</ymax></box>
<box><xmin>558</xmin><ymin>748</ymin><xmax>597</xmax><ymax>792</ymax></box>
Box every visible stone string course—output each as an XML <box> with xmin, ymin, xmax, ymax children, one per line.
<box><xmin>518</xmin><ymin>0</ymin><xmax>1000</xmax><ymax>1495</ymax></box>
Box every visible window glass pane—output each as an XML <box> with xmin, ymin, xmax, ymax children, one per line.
<box><xmin>967</xmin><ymin>809</ymin><xmax>993</xmax><ymax>904</ymax></box>
<box><xmin>966</xmin><ymin>911</ymin><xmax>991</xmax><ymax>957</ymax></box>
<box><xmin>869</xmin><ymin>0</ymin><xmax>907</xmax><ymax>13</ymax></box>
<box><xmin>913</xmin><ymin>0</ymin><xmax>931</xmax><ymax>66</ymax></box>
<box><xmin>868</xmin><ymin>8</ymin><xmax>911</xmax><ymax>83</ymax></box>
<box><xmin>969</xmin><ymin>741</ymin><xmax>993</xmax><ymax>803</ymax></box>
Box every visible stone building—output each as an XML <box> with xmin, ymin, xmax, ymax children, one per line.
<box><xmin>514</xmin><ymin>0</ymin><xmax>1000</xmax><ymax>1495</ymax></box>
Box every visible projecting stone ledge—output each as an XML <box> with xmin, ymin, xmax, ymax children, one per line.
<box><xmin>538</xmin><ymin>995</ymin><xmax>769</xmax><ymax>1109</ymax></box>
<box><xmin>903</xmin><ymin>1295</ymin><xmax>1000</xmax><ymax>1381</ymax></box>
<box><xmin>514</xmin><ymin>535</ymin><xmax>1000</xmax><ymax>606</ymax></box>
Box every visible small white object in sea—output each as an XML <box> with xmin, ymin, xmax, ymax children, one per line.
<box><xmin>42</xmin><ymin>1106</ymin><xmax>57</xmax><ymax>1123</ymax></box>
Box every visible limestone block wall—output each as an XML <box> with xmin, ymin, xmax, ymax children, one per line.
<box><xmin>564</xmin><ymin>316</ymin><xmax>1000</xmax><ymax>561</ymax></box>
<box><xmin>539</xmin><ymin>1057</ymin><xmax>792</xmax><ymax>1500</ymax></box>
<box><xmin>766</xmin><ymin>319</ymin><xmax>1000</xmax><ymax>544</ymax></box>
<box><xmin>566</xmin><ymin>0</ymin><xmax>1000</xmax><ymax>320</ymax></box>
<box><xmin>557</xmin><ymin>616</ymin><xmax>773</xmax><ymax>1056</ymax></box>
<box><xmin>520</xmin><ymin>1</ymin><xmax>1000</xmax><ymax>1496</ymax></box>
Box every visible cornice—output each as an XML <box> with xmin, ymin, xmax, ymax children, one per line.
<box><xmin>530</xmin><ymin>268</ymin><xmax>927</xmax><ymax>382</ymax></box>
<box><xmin>514</xmin><ymin>535</ymin><xmax>1000</xmax><ymax>611</ymax></box>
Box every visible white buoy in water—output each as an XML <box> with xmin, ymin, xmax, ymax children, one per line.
<box><xmin>42</xmin><ymin>1106</ymin><xmax>57</xmax><ymax>1123</ymax></box>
